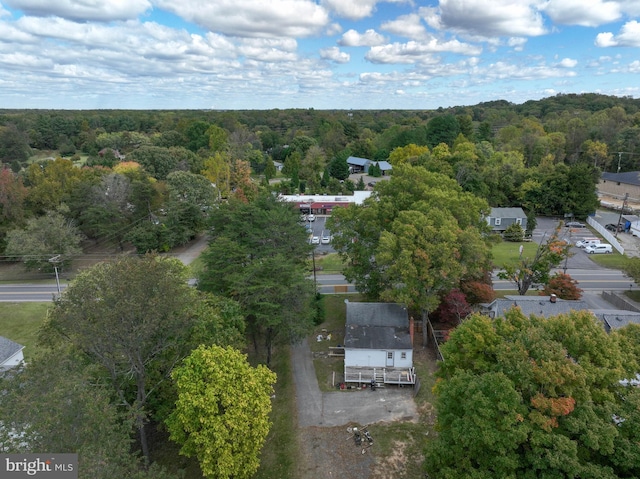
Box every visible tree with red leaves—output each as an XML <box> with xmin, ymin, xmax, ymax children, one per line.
<box><xmin>542</xmin><ymin>272</ymin><xmax>583</xmax><ymax>299</ymax></box>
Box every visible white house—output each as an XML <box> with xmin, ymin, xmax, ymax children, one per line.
<box><xmin>0</xmin><ymin>336</ymin><xmax>25</xmax><ymax>370</ymax></box>
<box><xmin>343</xmin><ymin>301</ymin><xmax>415</xmax><ymax>386</ymax></box>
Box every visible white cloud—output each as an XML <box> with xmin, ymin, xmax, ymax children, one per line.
<box><xmin>338</xmin><ymin>29</ymin><xmax>386</xmax><ymax>47</ymax></box>
<box><xmin>237</xmin><ymin>38</ymin><xmax>299</xmax><ymax>62</ymax></box>
<box><xmin>381</xmin><ymin>13</ymin><xmax>428</xmax><ymax>40</ymax></box>
<box><xmin>471</xmin><ymin>61</ymin><xmax>578</xmax><ymax>82</ymax></box>
<box><xmin>596</xmin><ymin>20</ymin><xmax>640</xmax><ymax>47</ymax></box>
<box><xmin>433</xmin><ymin>0</ymin><xmax>547</xmax><ymax>38</ymax></box>
<box><xmin>542</xmin><ymin>0</ymin><xmax>621</xmax><ymax>27</ymax></box>
<box><xmin>365</xmin><ymin>39</ymin><xmax>481</xmax><ymax>65</ymax></box>
<box><xmin>557</xmin><ymin>57</ymin><xmax>578</xmax><ymax>67</ymax></box>
<box><xmin>153</xmin><ymin>0</ymin><xmax>330</xmax><ymax>38</ymax></box>
<box><xmin>320</xmin><ymin>46</ymin><xmax>350</xmax><ymax>63</ymax></box>
<box><xmin>4</xmin><ymin>0</ymin><xmax>151</xmax><ymax>22</ymax></box>
<box><xmin>321</xmin><ymin>0</ymin><xmax>378</xmax><ymax>20</ymax></box>
<box><xmin>629</xmin><ymin>60</ymin><xmax>640</xmax><ymax>73</ymax></box>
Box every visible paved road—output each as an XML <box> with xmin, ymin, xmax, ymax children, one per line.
<box><xmin>292</xmin><ymin>339</ymin><xmax>418</xmax><ymax>428</ymax></box>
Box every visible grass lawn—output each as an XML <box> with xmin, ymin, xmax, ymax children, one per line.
<box><xmin>588</xmin><ymin>252</ymin><xmax>631</xmax><ymax>269</ymax></box>
<box><xmin>0</xmin><ymin>302</ymin><xmax>50</xmax><ymax>360</ymax></box>
<box><xmin>313</xmin><ymin>252</ymin><xmax>344</xmax><ymax>274</ymax></box>
<box><xmin>491</xmin><ymin>241</ymin><xmax>539</xmax><ymax>268</ymax></box>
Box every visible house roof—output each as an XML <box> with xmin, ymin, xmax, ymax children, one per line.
<box><xmin>346</xmin><ymin>156</ymin><xmax>370</xmax><ymax>166</ymax></box>
<box><xmin>344</xmin><ymin>302</ymin><xmax>412</xmax><ymax>350</ymax></box>
<box><xmin>377</xmin><ymin>161</ymin><xmax>392</xmax><ymax>171</ymax></box>
<box><xmin>485</xmin><ymin>295</ymin><xmax>590</xmax><ymax>318</ymax></box>
<box><xmin>601</xmin><ymin>171</ymin><xmax>640</xmax><ymax>186</ymax></box>
<box><xmin>0</xmin><ymin>336</ymin><xmax>24</xmax><ymax>364</ymax></box>
<box><xmin>490</xmin><ymin>207</ymin><xmax>526</xmax><ymax>218</ymax></box>
<box><xmin>592</xmin><ymin>310</ymin><xmax>640</xmax><ymax>331</ymax></box>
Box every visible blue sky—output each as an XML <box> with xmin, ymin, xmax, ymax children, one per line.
<box><xmin>0</xmin><ymin>0</ymin><xmax>639</xmax><ymax>110</ymax></box>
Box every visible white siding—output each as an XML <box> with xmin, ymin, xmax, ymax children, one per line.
<box><xmin>345</xmin><ymin>348</ymin><xmax>412</xmax><ymax>368</ymax></box>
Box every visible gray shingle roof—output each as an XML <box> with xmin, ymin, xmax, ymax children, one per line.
<box><xmin>487</xmin><ymin>295</ymin><xmax>590</xmax><ymax>318</ymax></box>
<box><xmin>344</xmin><ymin>302</ymin><xmax>412</xmax><ymax>350</ymax></box>
<box><xmin>591</xmin><ymin>310</ymin><xmax>640</xmax><ymax>331</ymax></box>
<box><xmin>0</xmin><ymin>336</ymin><xmax>24</xmax><ymax>364</ymax></box>
<box><xmin>490</xmin><ymin>207</ymin><xmax>526</xmax><ymax>218</ymax></box>
<box><xmin>601</xmin><ymin>171</ymin><xmax>640</xmax><ymax>186</ymax></box>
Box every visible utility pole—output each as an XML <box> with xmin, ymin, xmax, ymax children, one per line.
<box><xmin>616</xmin><ymin>193</ymin><xmax>628</xmax><ymax>239</ymax></box>
<box><xmin>49</xmin><ymin>255</ymin><xmax>62</xmax><ymax>297</ymax></box>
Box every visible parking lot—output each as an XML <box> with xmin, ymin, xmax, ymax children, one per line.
<box><xmin>302</xmin><ymin>215</ymin><xmax>335</xmax><ymax>254</ymax></box>
<box><xmin>533</xmin><ymin>212</ymin><xmax>639</xmax><ymax>268</ymax></box>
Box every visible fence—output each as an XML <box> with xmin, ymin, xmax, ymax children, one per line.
<box><xmin>586</xmin><ymin>217</ymin><xmax>624</xmax><ymax>254</ymax></box>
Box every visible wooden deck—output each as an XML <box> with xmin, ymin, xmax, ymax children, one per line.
<box><xmin>343</xmin><ymin>366</ymin><xmax>416</xmax><ymax>385</ymax></box>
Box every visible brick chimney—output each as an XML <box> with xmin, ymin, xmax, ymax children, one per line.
<box><xmin>409</xmin><ymin>316</ymin><xmax>414</xmax><ymax>344</ymax></box>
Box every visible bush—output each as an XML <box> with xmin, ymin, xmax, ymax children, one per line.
<box><xmin>503</xmin><ymin>223</ymin><xmax>524</xmax><ymax>242</ymax></box>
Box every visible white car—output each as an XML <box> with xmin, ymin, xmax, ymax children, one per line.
<box><xmin>307</xmin><ymin>214</ymin><xmax>316</xmax><ymax>222</ymax></box>
<box><xmin>311</xmin><ymin>236</ymin><xmax>320</xmax><ymax>245</ymax></box>
<box><xmin>575</xmin><ymin>238</ymin><xmax>600</xmax><ymax>248</ymax></box>
<box><xmin>321</xmin><ymin>234</ymin><xmax>331</xmax><ymax>244</ymax></box>
<box><xmin>585</xmin><ymin>243</ymin><xmax>612</xmax><ymax>254</ymax></box>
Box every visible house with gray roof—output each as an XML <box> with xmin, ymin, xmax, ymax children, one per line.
<box><xmin>343</xmin><ymin>301</ymin><xmax>415</xmax><ymax>386</ymax></box>
<box><xmin>485</xmin><ymin>207</ymin><xmax>527</xmax><ymax>233</ymax></box>
<box><xmin>480</xmin><ymin>295</ymin><xmax>590</xmax><ymax>319</ymax></box>
<box><xmin>346</xmin><ymin>156</ymin><xmax>393</xmax><ymax>175</ymax></box>
<box><xmin>591</xmin><ymin>310</ymin><xmax>640</xmax><ymax>333</ymax></box>
<box><xmin>0</xmin><ymin>336</ymin><xmax>25</xmax><ymax>370</ymax></box>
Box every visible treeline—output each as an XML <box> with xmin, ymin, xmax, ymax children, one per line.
<box><xmin>1</xmin><ymin>93</ymin><xmax>639</xmax><ymax>258</ymax></box>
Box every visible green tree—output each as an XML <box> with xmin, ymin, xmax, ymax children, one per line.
<box><xmin>328</xmin><ymin>164</ymin><xmax>492</xmax><ymax>345</ymax></box>
<box><xmin>497</xmin><ymin>226</ymin><xmax>570</xmax><ymax>295</ymax></box>
<box><xmin>426</xmin><ymin>309</ymin><xmax>640</xmax><ymax>478</ymax></box>
<box><xmin>425</xmin><ymin>114</ymin><xmax>460</xmax><ymax>148</ymax></box>
<box><xmin>0</xmin><ymin>349</ymin><xmax>178</xmax><ymax>479</ymax></box>
<box><xmin>328</xmin><ymin>154</ymin><xmax>350</xmax><ymax>180</ymax></box>
<box><xmin>5</xmin><ymin>209</ymin><xmax>84</xmax><ymax>271</ymax></box>
<box><xmin>166</xmin><ymin>345</ymin><xmax>276</xmax><ymax>479</ymax></box>
<box><xmin>198</xmin><ymin>193</ymin><xmax>316</xmax><ymax>365</ymax></box>
<box><xmin>0</xmin><ymin>123</ymin><xmax>30</xmax><ymax>163</ymax></box>
<box><xmin>23</xmin><ymin>158</ymin><xmax>84</xmax><ymax>215</ymax></box>
<box><xmin>43</xmin><ymin>255</ymin><xmax>243</xmax><ymax>460</ymax></box>
<box><xmin>127</xmin><ymin>146</ymin><xmax>179</xmax><ymax>180</ymax></box>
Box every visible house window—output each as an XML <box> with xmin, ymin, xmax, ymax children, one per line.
<box><xmin>401</xmin><ymin>352</ymin><xmax>407</xmax><ymax>359</ymax></box>
<box><xmin>515</xmin><ymin>218</ymin><xmax>522</xmax><ymax>225</ymax></box>
<box><xmin>495</xmin><ymin>218</ymin><xmax>501</xmax><ymax>226</ymax></box>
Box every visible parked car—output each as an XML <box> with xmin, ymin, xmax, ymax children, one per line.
<box><xmin>565</xmin><ymin>221</ymin><xmax>586</xmax><ymax>228</ymax></box>
<box><xmin>321</xmin><ymin>234</ymin><xmax>331</xmax><ymax>244</ymax></box>
<box><xmin>307</xmin><ymin>214</ymin><xmax>316</xmax><ymax>222</ymax></box>
<box><xmin>605</xmin><ymin>223</ymin><xmax>623</xmax><ymax>232</ymax></box>
<box><xmin>585</xmin><ymin>243</ymin><xmax>613</xmax><ymax>254</ymax></box>
<box><xmin>367</xmin><ymin>181</ymin><xmax>376</xmax><ymax>187</ymax></box>
<box><xmin>576</xmin><ymin>238</ymin><xmax>600</xmax><ymax>248</ymax></box>
<box><xmin>310</xmin><ymin>236</ymin><xmax>320</xmax><ymax>245</ymax></box>
<box><xmin>300</xmin><ymin>214</ymin><xmax>307</xmax><ymax>222</ymax></box>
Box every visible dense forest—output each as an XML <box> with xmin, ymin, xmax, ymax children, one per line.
<box><xmin>1</xmin><ymin>93</ymin><xmax>639</xmax><ymax>258</ymax></box>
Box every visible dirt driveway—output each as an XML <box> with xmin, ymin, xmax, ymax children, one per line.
<box><xmin>292</xmin><ymin>340</ymin><xmax>419</xmax><ymax>479</ymax></box>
